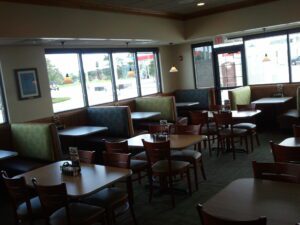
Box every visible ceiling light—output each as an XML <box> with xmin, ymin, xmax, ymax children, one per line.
<box><xmin>197</xmin><ymin>2</ymin><xmax>205</xmax><ymax>6</ymax></box>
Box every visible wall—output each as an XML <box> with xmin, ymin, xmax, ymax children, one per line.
<box><xmin>0</xmin><ymin>46</ymin><xmax>53</xmax><ymax>122</ymax></box>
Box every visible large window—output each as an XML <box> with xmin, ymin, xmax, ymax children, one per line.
<box><xmin>46</xmin><ymin>54</ymin><xmax>85</xmax><ymax>113</ymax></box>
<box><xmin>245</xmin><ymin>35</ymin><xmax>289</xmax><ymax>85</ymax></box>
<box><xmin>45</xmin><ymin>49</ymin><xmax>160</xmax><ymax>112</ymax></box>
<box><xmin>192</xmin><ymin>43</ymin><xmax>215</xmax><ymax>88</ymax></box>
<box><xmin>289</xmin><ymin>33</ymin><xmax>300</xmax><ymax>82</ymax></box>
<box><xmin>0</xmin><ymin>76</ymin><xmax>6</xmax><ymax>123</ymax></box>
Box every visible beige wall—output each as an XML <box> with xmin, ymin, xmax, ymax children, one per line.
<box><xmin>0</xmin><ymin>46</ymin><xmax>53</xmax><ymax>122</ymax></box>
<box><xmin>0</xmin><ymin>2</ymin><xmax>184</xmax><ymax>42</ymax></box>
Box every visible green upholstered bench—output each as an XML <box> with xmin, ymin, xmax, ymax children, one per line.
<box><xmin>228</xmin><ymin>86</ymin><xmax>251</xmax><ymax>110</ymax></box>
<box><xmin>0</xmin><ymin>123</ymin><xmax>62</xmax><ymax>176</ymax></box>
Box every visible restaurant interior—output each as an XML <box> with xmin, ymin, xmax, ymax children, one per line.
<box><xmin>1</xmin><ymin>0</ymin><xmax>300</xmax><ymax>224</ymax></box>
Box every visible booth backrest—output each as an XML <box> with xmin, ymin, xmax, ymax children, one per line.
<box><xmin>135</xmin><ymin>96</ymin><xmax>177</xmax><ymax>122</ymax></box>
<box><xmin>87</xmin><ymin>106</ymin><xmax>134</xmax><ymax>138</ymax></box>
<box><xmin>11</xmin><ymin>123</ymin><xmax>62</xmax><ymax>162</ymax></box>
<box><xmin>174</xmin><ymin>88</ymin><xmax>215</xmax><ymax>110</ymax></box>
<box><xmin>228</xmin><ymin>86</ymin><xmax>251</xmax><ymax>110</ymax></box>
<box><xmin>57</xmin><ymin>108</ymin><xmax>88</xmax><ymax>127</ymax></box>
<box><xmin>115</xmin><ymin>99</ymin><xmax>136</xmax><ymax>112</ymax></box>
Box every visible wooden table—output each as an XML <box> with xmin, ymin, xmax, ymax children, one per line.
<box><xmin>208</xmin><ymin>110</ymin><xmax>261</xmax><ymax>119</ymax></box>
<box><xmin>252</xmin><ymin>97</ymin><xmax>292</xmax><ymax>105</ymax></box>
<box><xmin>176</xmin><ymin>102</ymin><xmax>199</xmax><ymax>107</ymax></box>
<box><xmin>127</xmin><ymin>134</ymin><xmax>207</xmax><ymax>150</ymax></box>
<box><xmin>131</xmin><ymin>112</ymin><xmax>161</xmax><ymax>120</ymax></box>
<box><xmin>279</xmin><ymin>137</ymin><xmax>300</xmax><ymax>147</ymax></box>
<box><xmin>15</xmin><ymin>161</ymin><xmax>131</xmax><ymax>198</ymax></box>
<box><xmin>203</xmin><ymin>178</ymin><xmax>300</xmax><ymax>225</ymax></box>
<box><xmin>0</xmin><ymin>150</ymin><xmax>18</xmax><ymax>160</ymax></box>
<box><xmin>58</xmin><ymin>126</ymin><xmax>108</xmax><ymax>137</ymax></box>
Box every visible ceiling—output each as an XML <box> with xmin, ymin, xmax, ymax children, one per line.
<box><xmin>1</xmin><ymin>0</ymin><xmax>278</xmax><ymax>19</ymax></box>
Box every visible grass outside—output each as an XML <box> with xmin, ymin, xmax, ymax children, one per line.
<box><xmin>52</xmin><ymin>97</ymin><xmax>71</xmax><ymax>104</ymax></box>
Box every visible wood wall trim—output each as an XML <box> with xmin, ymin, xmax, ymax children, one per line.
<box><xmin>0</xmin><ymin>0</ymin><xmax>280</xmax><ymax>21</ymax></box>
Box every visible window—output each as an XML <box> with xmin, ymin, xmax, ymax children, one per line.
<box><xmin>45</xmin><ymin>48</ymin><xmax>161</xmax><ymax>112</ymax></box>
<box><xmin>81</xmin><ymin>53</ymin><xmax>114</xmax><ymax>105</ymax></box>
<box><xmin>45</xmin><ymin>53</ymin><xmax>85</xmax><ymax>113</ymax></box>
<box><xmin>0</xmin><ymin>80</ymin><xmax>5</xmax><ymax>123</ymax></box>
<box><xmin>289</xmin><ymin>33</ymin><xmax>300</xmax><ymax>82</ymax></box>
<box><xmin>112</xmin><ymin>52</ymin><xmax>139</xmax><ymax>100</ymax></box>
<box><xmin>137</xmin><ymin>52</ymin><xmax>159</xmax><ymax>95</ymax></box>
<box><xmin>192</xmin><ymin>44</ymin><xmax>215</xmax><ymax>88</ymax></box>
<box><xmin>245</xmin><ymin>35</ymin><xmax>289</xmax><ymax>85</ymax></box>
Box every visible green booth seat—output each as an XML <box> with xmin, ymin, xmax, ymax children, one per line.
<box><xmin>228</xmin><ymin>86</ymin><xmax>251</xmax><ymax>110</ymax></box>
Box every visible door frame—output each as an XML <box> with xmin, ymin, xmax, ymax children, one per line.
<box><xmin>213</xmin><ymin>44</ymin><xmax>248</xmax><ymax>104</ymax></box>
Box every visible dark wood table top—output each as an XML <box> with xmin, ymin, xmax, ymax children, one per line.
<box><xmin>176</xmin><ymin>102</ymin><xmax>199</xmax><ymax>107</ymax></box>
<box><xmin>208</xmin><ymin>110</ymin><xmax>261</xmax><ymax>119</ymax></box>
<box><xmin>131</xmin><ymin>112</ymin><xmax>161</xmax><ymax>120</ymax></box>
<box><xmin>127</xmin><ymin>133</ymin><xmax>207</xmax><ymax>150</ymax></box>
<box><xmin>0</xmin><ymin>150</ymin><xmax>18</xmax><ymax>160</ymax></box>
<box><xmin>58</xmin><ymin>126</ymin><xmax>108</xmax><ymax>137</ymax></box>
<box><xmin>203</xmin><ymin>178</ymin><xmax>300</xmax><ymax>225</ymax></box>
<box><xmin>252</xmin><ymin>97</ymin><xmax>293</xmax><ymax>105</ymax></box>
<box><xmin>15</xmin><ymin>161</ymin><xmax>131</xmax><ymax>198</ymax></box>
<box><xmin>279</xmin><ymin>137</ymin><xmax>300</xmax><ymax>147</ymax></box>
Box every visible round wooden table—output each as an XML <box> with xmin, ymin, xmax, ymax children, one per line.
<box><xmin>279</xmin><ymin>137</ymin><xmax>300</xmax><ymax>147</ymax></box>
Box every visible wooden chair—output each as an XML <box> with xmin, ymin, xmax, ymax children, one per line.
<box><xmin>1</xmin><ymin>170</ymin><xmax>43</xmax><ymax>225</ymax></box>
<box><xmin>209</xmin><ymin>104</ymin><xmax>223</xmax><ymax>112</ymax></box>
<box><xmin>189</xmin><ymin>111</ymin><xmax>217</xmax><ymax>156</ymax></box>
<box><xmin>213</xmin><ymin>111</ymin><xmax>248</xmax><ymax>160</ymax></box>
<box><xmin>83</xmin><ymin>152</ymin><xmax>137</xmax><ymax>225</ymax></box>
<box><xmin>252</xmin><ymin>161</ymin><xmax>300</xmax><ymax>183</ymax></box>
<box><xmin>293</xmin><ymin>124</ymin><xmax>300</xmax><ymax>137</ymax></box>
<box><xmin>105</xmin><ymin>140</ymin><xmax>147</xmax><ymax>185</ymax></box>
<box><xmin>196</xmin><ymin>203</ymin><xmax>267</xmax><ymax>225</ymax></box>
<box><xmin>32</xmin><ymin>179</ymin><xmax>106</xmax><ymax>225</ymax></box>
<box><xmin>78</xmin><ymin>150</ymin><xmax>96</xmax><ymax>164</ymax></box>
<box><xmin>142</xmin><ymin>139</ymin><xmax>192</xmax><ymax>207</ymax></box>
<box><xmin>270</xmin><ymin>141</ymin><xmax>300</xmax><ymax>163</ymax></box>
<box><xmin>170</xmin><ymin>124</ymin><xmax>206</xmax><ymax>191</ymax></box>
<box><xmin>234</xmin><ymin>104</ymin><xmax>260</xmax><ymax>152</ymax></box>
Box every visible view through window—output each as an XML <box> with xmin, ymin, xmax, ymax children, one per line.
<box><xmin>0</xmin><ymin>87</ymin><xmax>5</xmax><ymax>123</ymax></box>
<box><xmin>45</xmin><ymin>49</ymin><xmax>160</xmax><ymax>112</ymax></box>
<box><xmin>289</xmin><ymin>33</ymin><xmax>300</xmax><ymax>82</ymax></box>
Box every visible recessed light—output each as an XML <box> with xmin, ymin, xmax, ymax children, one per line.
<box><xmin>197</xmin><ymin>2</ymin><xmax>205</xmax><ymax>6</ymax></box>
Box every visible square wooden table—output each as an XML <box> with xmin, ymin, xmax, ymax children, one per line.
<box><xmin>252</xmin><ymin>97</ymin><xmax>292</xmax><ymax>105</ymax></box>
<box><xmin>0</xmin><ymin>150</ymin><xmax>18</xmax><ymax>160</ymax></box>
<box><xmin>58</xmin><ymin>126</ymin><xmax>108</xmax><ymax>137</ymax></box>
<box><xmin>127</xmin><ymin>133</ymin><xmax>207</xmax><ymax>150</ymax></box>
<box><xmin>15</xmin><ymin>161</ymin><xmax>131</xmax><ymax>198</ymax></box>
<box><xmin>208</xmin><ymin>110</ymin><xmax>261</xmax><ymax>119</ymax></box>
<box><xmin>203</xmin><ymin>178</ymin><xmax>300</xmax><ymax>225</ymax></box>
<box><xmin>131</xmin><ymin>112</ymin><xmax>161</xmax><ymax>120</ymax></box>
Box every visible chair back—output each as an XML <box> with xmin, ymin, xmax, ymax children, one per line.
<box><xmin>32</xmin><ymin>179</ymin><xmax>69</xmax><ymax>220</ymax></box>
<box><xmin>142</xmin><ymin>139</ymin><xmax>171</xmax><ymax>166</ymax></box>
<box><xmin>209</xmin><ymin>104</ymin><xmax>223</xmax><ymax>112</ymax></box>
<box><xmin>78</xmin><ymin>150</ymin><xmax>96</xmax><ymax>164</ymax></box>
<box><xmin>148</xmin><ymin>125</ymin><xmax>169</xmax><ymax>134</ymax></box>
<box><xmin>189</xmin><ymin>111</ymin><xmax>209</xmax><ymax>126</ymax></box>
<box><xmin>103</xmin><ymin>152</ymin><xmax>130</xmax><ymax>169</ymax></box>
<box><xmin>270</xmin><ymin>141</ymin><xmax>300</xmax><ymax>163</ymax></box>
<box><xmin>105</xmin><ymin>140</ymin><xmax>129</xmax><ymax>153</ymax></box>
<box><xmin>237</xmin><ymin>104</ymin><xmax>256</xmax><ymax>111</ymax></box>
<box><xmin>1</xmin><ymin>171</ymin><xmax>33</xmax><ymax>210</ymax></box>
<box><xmin>213</xmin><ymin>111</ymin><xmax>233</xmax><ymax>128</ymax></box>
<box><xmin>173</xmin><ymin>125</ymin><xmax>200</xmax><ymax>135</ymax></box>
<box><xmin>252</xmin><ymin>161</ymin><xmax>300</xmax><ymax>183</ymax></box>
<box><xmin>293</xmin><ymin>125</ymin><xmax>300</xmax><ymax>137</ymax></box>
<box><xmin>196</xmin><ymin>203</ymin><xmax>267</xmax><ymax>225</ymax></box>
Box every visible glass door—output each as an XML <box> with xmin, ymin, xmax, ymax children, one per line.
<box><xmin>214</xmin><ymin>45</ymin><xmax>247</xmax><ymax>104</ymax></box>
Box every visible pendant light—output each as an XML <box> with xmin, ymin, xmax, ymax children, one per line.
<box><xmin>169</xmin><ymin>43</ymin><xmax>178</xmax><ymax>73</ymax></box>
<box><xmin>126</xmin><ymin>42</ymin><xmax>135</xmax><ymax>77</ymax></box>
<box><xmin>63</xmin><ymin>73</ymin><xmax>73</xmax><ymax>84</ymax></box>
<box><xmin>262</xmin><ymin>53</ymin><xmax>271</xmax><ymax>62</ymax></box>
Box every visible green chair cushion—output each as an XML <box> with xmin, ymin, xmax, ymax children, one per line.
<box><xmin>11</xmin><ymin>123</ymin><xmax>55</xmax><ymax>161</ymax></box>
<box><xmin>135</xmin><ymin>97</ymin><xmax>176</xmax><ymax>122</ymax></box>
<box><xmin>229</xmin><ymin>86</ymin><xmax>251</xmax><ymax>110</ymax></box>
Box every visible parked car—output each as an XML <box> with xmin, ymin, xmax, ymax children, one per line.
<box><xmin>291</xmin><ymin>56</ymin><xmax>300</xmax><ymax>65</ymax></box>
<box><xmin>50</xmin><ymin>82</ymin><xmax>59</xmax><ymax>91</ymax></box>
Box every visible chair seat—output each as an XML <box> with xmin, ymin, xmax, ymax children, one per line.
<box><xmin>171</xmin><ymin>150</ymin><xmax>201</xmax><ymax>163</ymax></box>
<box><xmin>233</xmin><ymin>123</ymin><xmax>256</xmax><ymax>130</ymax></box>
<box><xmin>50</xmin><ymin>202</ymin><xmax>105</xmax><ymax>225</ymax></box>
<box><xmin>83</xmin><ymin>187</ymin><xmax>127</xmax><ymax>208</ymax></box>
<box><xmin>152</xmin><ymin>160</ymin><xmax>190</xmax><ymax>174</ymax></box>
<box><xmin>130</xmin><ymin>159</ymin><xmax>147</xmax><ymax>172</ymax></box>
<box><xmin>219</xmin><ymin>128</ymin><xmax>247</xmax><ymax>136</ymax></box>
<box><xmin>132</xmin><ymin>151</ymin><xmax>147</xmax><ymax>160</ymax></box>
<box><xmin>17</xmin><ymin>196</ymin><xmax>43</xmax><ymax>218</ymax></box>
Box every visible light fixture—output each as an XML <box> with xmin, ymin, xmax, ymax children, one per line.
<box><xmin>169</xmin><ymin>66</ymin><xmax>179</xmax><ymax>73</ymax></box>
<box><xmin>262</xmin><ymin>53</ymin><xmax>271</xmax><ymax>62</ymax></box>
<box><xmin>63</xmin><ymin>73</ymin><xmax>73</xmax><ymax>84</ymax></box>
<box><xmin>197</xmin><ymin>2</ymin><xmax>205</xmax><ymax>6</ymax></box>
<box><xmin>126</xmin><ymin>42</ymin><xmax>135</xmax><ymax>77</ymax></box>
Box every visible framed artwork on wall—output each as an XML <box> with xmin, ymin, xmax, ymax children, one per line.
<box><xmin>15</xmin><ymin>68</ymin><xmax>41</xmax><ymax>100</ymax></box>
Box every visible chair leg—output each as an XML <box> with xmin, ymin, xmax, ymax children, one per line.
<box><xmin>207</xmin><ymin>136</ymin><xmax>212</xmax><ymax>157</ymax></box>
<box><xmin>255</xmin><ymin>132</ymin><xmax>260</xmax><ymax>146</ymax></box>
<box><xmin>129</xmin><ymin>201</ymin><xmax>138</xmax><ymax>225</ymax></box>
<box><xmin>231</xmin><ymin>137</ymin><xmax>235</xmax><ymax>160</ymax></box>
<box><xmin>244</xmin><ymin>135</ymin><xmax>249</xmax><ymax>154</ymax></box>
<box><xmin>199</xmin><ymin>158</ymin><xmax>207</xmax><ymax>180</ymax></box>
<box><xmin>186</xmin><ymin>169</ymin><xmax>192</xmax><ymax>196</ymax></box>
<box><xmin>168</xmin><ymin>175</ymin><xmax>175</xmax><ymax>208</ymax></box>
<box><xmin>250</xmin><ymin>133</ymin><xmax>254</xmax><ymax>152</ymax></box>
<box><xmin>148</xmin><ymin>172</ymin><xmax>153</xmax><ymax>203</ymax></box>
<box><xmin>193</xmin><ymin>162</ymin><xmax>198</xmax><ymax>191</ymax></box>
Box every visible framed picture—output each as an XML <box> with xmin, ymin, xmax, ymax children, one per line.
<box><xmin>15</xmin><ymin>68</ymin><xmax>41</xmax><ymax>100</ymax></box>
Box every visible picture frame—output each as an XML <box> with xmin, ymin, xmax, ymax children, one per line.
<box><xmin>15</xmin><ymin>68</ymin><xmax>41</xmax><ymax>100</ymax></box>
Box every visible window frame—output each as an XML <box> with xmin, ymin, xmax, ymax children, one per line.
<box><xmin>45</xmin><ymin>47</ymin><xmax>161</xmax><ymax>112</ymax></box>
<box><xmin>0</xmin><ymin>70</ymin><xmax>8</xmax><ymax>124</ymax></box>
